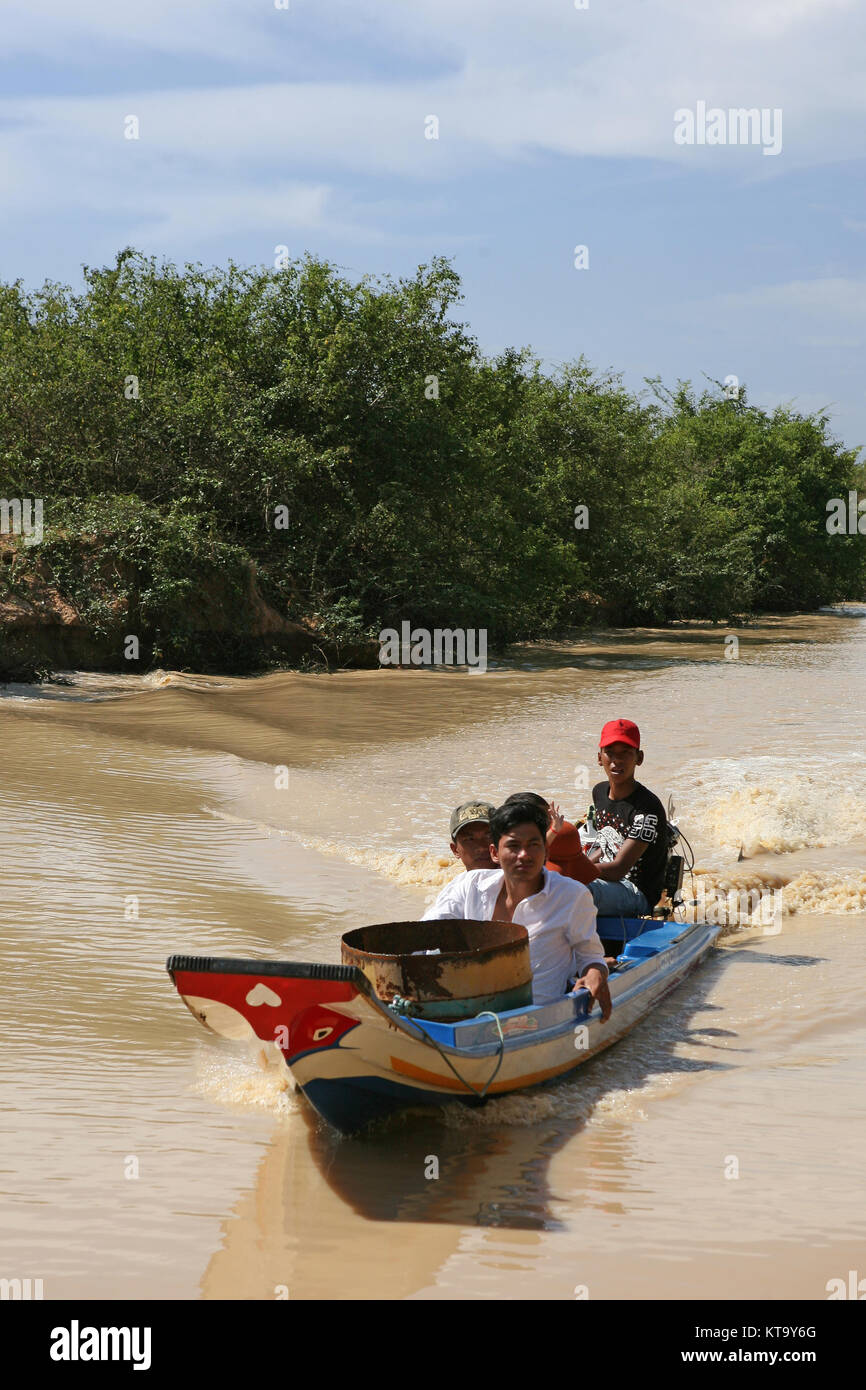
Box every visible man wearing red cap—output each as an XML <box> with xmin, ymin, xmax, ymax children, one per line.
<box><xmin>586</xmin><ymin>719</ymin><xmax>668</xmax><ymax>917</ymax></box>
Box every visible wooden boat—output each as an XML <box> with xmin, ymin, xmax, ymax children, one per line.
<box><xmin>167</xmin><ymin>913</ymin><xmax>719</xmax><ymax>1136</ymax></box>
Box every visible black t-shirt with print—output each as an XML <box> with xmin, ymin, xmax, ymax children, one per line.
<box><xmin>591</xmin><ymin>780</ymin><xmax>668</xmax><ymax>908</ymax></box>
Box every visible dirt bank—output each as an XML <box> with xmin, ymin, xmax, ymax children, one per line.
<box><xmin>0</xmin><ymin>540</ymin><xmax>372</xmax><ymax>680</ymax></box>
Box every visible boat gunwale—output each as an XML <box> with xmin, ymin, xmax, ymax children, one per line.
<box><xmin>167</xmin><ymin>954</ymin><xmax>374</xmax><ymax>991</ymax></box>
<box><xmin>359</xmin><ymin>921</ymin><xmax>721</xmax><ymax>1058</ymax></box>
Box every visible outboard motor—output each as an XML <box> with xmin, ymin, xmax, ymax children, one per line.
<box><xmin>664</xmin><ymin>818</ymin><xmax>685</xmax><ymax>908</ymax></box>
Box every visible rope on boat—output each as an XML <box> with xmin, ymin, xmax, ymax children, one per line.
<box><xmin>398</xmin><ymin>1008</ymin><xmax>506</xmax><ymax>1104</ymax></box>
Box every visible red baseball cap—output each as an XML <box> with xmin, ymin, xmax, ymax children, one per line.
<box><xmin>599</xmin><ymin>718</ymin><xmax>640</xmax><ymax>750</ymax></box>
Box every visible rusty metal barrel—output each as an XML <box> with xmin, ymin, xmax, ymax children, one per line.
<box><xmin>341</xmin><ymin>919</ymin><xmax>532</xmax><ymax>1020</ymax></box>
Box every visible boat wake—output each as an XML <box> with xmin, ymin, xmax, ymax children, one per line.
<box><xmin>693</xmin><ymin>866</ymin><xmax>866</xmax><ymax>917</ymax></box>
<box><xmin>202</xmin><ymin>804</ymin><xmax>462</xmax><ymax>892</ymax></box>
<box><xmin>299</xmin><ymin>837</ymin><xmax>460</xmax><ymax>892</ymax></box>
<box><xmin>437</xmin><ymin>1076</ymin><xmax>666</xmax><ymax>1130</ymax></box>
<box><xmin>693</xmin><ymin>778</ymin><xmax>866</xmax><ymax>857</ymax></box>
<box><xmin>203</xmin><ymin>788</ymin><xmax>866</xmax><ymax>916</ymax></box>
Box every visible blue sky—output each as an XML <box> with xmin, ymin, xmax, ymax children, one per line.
<box><xmin>2</xmin><ymin>0</ymin><xmax>866</xmax><ymax>449</ymax></box>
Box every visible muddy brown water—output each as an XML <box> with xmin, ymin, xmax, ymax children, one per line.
<box><xmin>1</xmin><ymin>609</ymin><xmax>865</xmax><ymax>1300</ymax></box>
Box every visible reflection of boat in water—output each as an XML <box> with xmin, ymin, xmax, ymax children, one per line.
<box><xmin>199</xmin><ymin>1100</ymin><xmax>572</xmax><ymax>1300</ymax></box>
<box><xmin>167</xmin><ymin>914</ymin><xmax>719</xmax><ymax>1136</ymax></box>
<box><xmin>195</xmin><ymin>952</ymin><xmax>731</xmax><ymax>1297</ymax></box>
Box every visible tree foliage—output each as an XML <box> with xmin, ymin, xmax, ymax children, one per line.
<box><xmin>0</xmin><ymin>249</ymin><xmax>862</xmax><ymax>667</ymax></box>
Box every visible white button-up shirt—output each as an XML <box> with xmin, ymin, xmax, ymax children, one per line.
<box><xmin>422</xmin><ymin>868</ymin><xmax>605</xmax><ymax>1005</ymax></box>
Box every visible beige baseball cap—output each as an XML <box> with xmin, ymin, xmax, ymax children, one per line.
<box><xmin>449</xmin><ymin>800</ymin><xmax>497</xmax><ymax>838</ymax></box>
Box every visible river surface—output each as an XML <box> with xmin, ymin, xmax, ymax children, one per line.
<box><xmin>2</xmin><ymin>610</ymin><xmax>865</xmax><ymax>1301</ymax></box>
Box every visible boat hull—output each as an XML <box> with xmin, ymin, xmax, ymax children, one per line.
<box><xmin>168</xmin><ymin>917</ymin><xmax>720</xmax><ymax>1135</ymax></box>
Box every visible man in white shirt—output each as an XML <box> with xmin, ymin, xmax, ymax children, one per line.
<box><xmin>423</xmin><ymin>800</ymin><xmax>611</xmax><ymax>1016</ymax></box>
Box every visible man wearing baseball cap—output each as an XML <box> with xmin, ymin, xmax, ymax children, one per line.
<box><xmin>586</xmin><ymin>719</ymin><xmax>668</xmax><ymax>917</ymax></box>
<box><xmin>448</xmin><ymin>799</ymin><xmax>497</xmax><ymax>872</ymax></box>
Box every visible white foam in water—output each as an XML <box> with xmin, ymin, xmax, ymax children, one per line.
<box><xmin>683</xmin><ymin>757</ymin><xmax>866</xmax><ymax>857</ymax></box>
<box><xmin>194</xmin><ymin>1042</ymin><xmax>301</xmax><ymax>1116</ymax></box>
<box><xmin>438</xmin><ymin>1067</ymin><xmax>673</xmax><ymax>1131</ymax></box>
<box><xmin>207</xmin><ymin>768</ymin><xmax>866</xmax><ymax>914</ymax></box>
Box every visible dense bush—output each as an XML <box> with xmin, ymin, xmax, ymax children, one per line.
<box><xmin>0</xmin><ymin>248</ymin><xmax>863</xmax><ymax>664</ymax></box>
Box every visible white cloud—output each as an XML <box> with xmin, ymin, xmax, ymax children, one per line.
<box><xmin>0</xmin><ymin>0</ymin><xmax>281</xmax><ymax>64</ymax></box>
<box><xmin>1</xmin><ymin>1</ymin><xmax>865</xmax><ymax>257</ymax></box>
<box><xmin>125</xmin><ymin>184</ymin><xmax>332</xmax><ymax>244</ymax></box>
<box><xmin>715</xmin><ymin>278</ymin><xmax>866</xmax><ymax>322</ymax></box>
<box><xmin>681</xmin><ymin>278</ymin><xmax>866</xmax><ymax>356</ymax></box>
<box><xmin>2</xmin><ymin>0</ymin><xmax>865</xmax><ymax>171</ymax></box>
